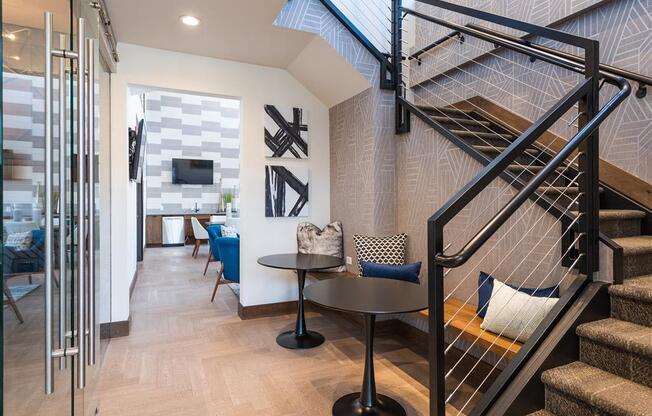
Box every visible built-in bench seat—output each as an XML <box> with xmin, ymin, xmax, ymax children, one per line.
<box><xmin>307</xmin><ymin>271</ymin><xmax>521</xmax><ymax>359</ymax></box>
<box><xmin>420</xmin><ymin>298</ymin><xmax>522</xmax><ymax>359</ymax></box>
<box><xmin>306</xmin><ymin>270</ymin><xmax>357</xmax><ymax>280</ymax></box>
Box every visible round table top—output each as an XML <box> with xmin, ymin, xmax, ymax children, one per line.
<box><xmin>304</xmin><ymin>277</ymin><xmax>428</xmax><ymax>315</ymax></box>
<box><xmin>257</xmin><ymin>253</ymin><xmax>344</xmax><ymax>271</ymax></box>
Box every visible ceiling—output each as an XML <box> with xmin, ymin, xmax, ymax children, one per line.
<box><xmin>105</xmin><ymin>0</ymin><xmax>316</xmax><ymax>68</ymax></box>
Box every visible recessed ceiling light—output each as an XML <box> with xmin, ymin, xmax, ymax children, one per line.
<box><xmin>10</xmin><ymin>55</ymin><xmax>20</xmax><ymax>61</ymax></box>
<box><xmin>3</xmin><ymin>32</ymin><xmax>16</xmax><ymax>40</ymax></box>
<box><xmin>179</xmin><ymin>15</ymin><xmax>200</xmax><ymax>26</ymax></box>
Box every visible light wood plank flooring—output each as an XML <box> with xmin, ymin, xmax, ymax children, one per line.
<box><xmin>94</xmin><ymin>246</ymin><xmax>432</xmax><ymax>415</ymax></box>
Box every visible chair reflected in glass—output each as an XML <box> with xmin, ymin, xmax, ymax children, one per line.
<box><xmin>206</xmin><ymin>225</ymin><xmax>240</xmax><ymax>302</ymax></box>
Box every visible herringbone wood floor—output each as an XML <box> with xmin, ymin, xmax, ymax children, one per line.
<box><xmin>94</xmin><ymin>246</ymin><xmax>433</xmax><ymax>415</ymax></box>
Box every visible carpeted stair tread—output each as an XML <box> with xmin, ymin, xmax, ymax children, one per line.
<box><xmin>613</xmin><ymin>235</ymin><xmax>652</xmax><ymax>256</ymax></box>
<box><xmin>417</xmin><ymin>105</ymin><xmax>469</xmax><ymax>117</ymax></box>
<box><xmin>577</xmin><ymin>318</ymin><xmax>652</xmax><ymax>357</ymax></box>
<box><xmin>526</xmin><ymin>410</ymin><xmax>555</xmax><ymax>416</ymax></box>
<box><xmin>541</xmin><ymin>361</ymin><xmax>652</xmax><ymax>415</ymax></box>
<box><xmin>610</xmin><ymin>275</ymin><xmax>652</xmax><ymax>303</ymax></box>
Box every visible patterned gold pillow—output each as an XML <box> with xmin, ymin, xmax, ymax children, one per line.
<box><xmin>353</xmin><ymin>233</ymin><xmax>407</xmax><ymax>276</ymax></box>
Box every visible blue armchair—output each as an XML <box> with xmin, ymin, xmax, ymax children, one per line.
<box><xmin>208</xmin><ymin>229</ymin><xmax>240</xmax><ymax>302</ymax></box>
<box><xmin>203</xmin><ymin>225</ymin><xmax>222</xmax><ymax>276</ymax></box>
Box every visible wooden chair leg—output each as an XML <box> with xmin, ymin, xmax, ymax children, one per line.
<box><xmin>203</xmin><ymin>248</ymin><xmax>212</xmax><ymax>276</ymax></box>
<box><xmin>211</xmin><ymin>263</ymin><xmax>224</xmax><ymax>303</ymax></box>
<box><xmin>192</xmin><ymin>240</ymin><xmax>199</xmax><ymax>258</ymax></box>
<box><xmin>3</xmin><ymin>280</ymin><xmax>24</xmax><ymax>323</ymax></box>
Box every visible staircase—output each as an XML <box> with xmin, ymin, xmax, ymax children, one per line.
<box><xmin>534</xmin><ymin>213</ymin><xmax>652</xmax><ymax>415</ymax></box>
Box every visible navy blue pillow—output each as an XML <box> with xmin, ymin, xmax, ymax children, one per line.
<box><xmin>477</xmin><ymin>271</ymin><xmax>560</xmax><ymax>318</ymax></box>
<box><xmin>360</xmin><ymin>261</ymin><xmax>421</xmax><ymax>284</ymax></box>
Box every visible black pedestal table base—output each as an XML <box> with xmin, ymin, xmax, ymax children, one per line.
<box><xmin>332</xmin><ymin>393</ymin><xmax>406</xmax><ymax>416</ymax></box>
<box><xmin>276</xmin><ymin>330</ymin><xmax>325</xmax><ymax>349</ymax></box>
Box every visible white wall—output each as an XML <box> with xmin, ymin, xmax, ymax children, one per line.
<box><xmin>108</xmin><ymin>42</ymin><xmax>331</xmax><ymax>321</ymax></box>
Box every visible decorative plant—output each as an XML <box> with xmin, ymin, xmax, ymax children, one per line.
<box><xmin>223</xmin><ymin>192</ymin><xmax>233</xmax><ymax>204</ymax></box>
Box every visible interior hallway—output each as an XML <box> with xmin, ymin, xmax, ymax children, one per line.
<box><xmin>94</xmin><ymin>246</ymin><xmax>431</xmax><ymax>415</ymax></box>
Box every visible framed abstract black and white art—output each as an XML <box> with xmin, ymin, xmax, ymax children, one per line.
<box><xmin>264</xmin><ymin>104</ymin><xmax>309</xmax><ymax>159</ymax></box>
<box><xmin>264</xmin><ymin>165</ymin><xmax>309</xmax><ymax>217</ymax></box>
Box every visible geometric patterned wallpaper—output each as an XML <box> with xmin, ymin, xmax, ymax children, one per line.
<box><xmin>144</xmin><ymin>90</ymin><xmax>241</xmax><ymax>214</ymax></box>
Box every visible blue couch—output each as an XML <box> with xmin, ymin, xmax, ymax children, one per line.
<box><xmin>4</xmin><ymin>229</ymin><xmax>45</xmax><ymax>276</ymax></box>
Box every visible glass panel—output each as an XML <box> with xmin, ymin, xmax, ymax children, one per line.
<box><xmin>2</xmin><ymin>1</ymin><xmax>76</xmax><ymax>415</ymax></box>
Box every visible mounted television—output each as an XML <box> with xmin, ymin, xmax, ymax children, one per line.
<box><xmin>129</xmin><ymin>119</ymin><xmax>147</xmax><ymax>182</ymax></box>
<box><xmin>172</xmin><ymin>159</ymin><xmax>214</xmax><ymax>185</ymax></box>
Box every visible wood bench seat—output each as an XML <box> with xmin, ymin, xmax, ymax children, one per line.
<box><xmin>420</xmin><ymin>298</ymin><xmax>522</xmax><ymax>359</ymax></box>
<box><xmin>306</xmin><ymin>271</ymin><xmax>357</xmax><ymax>280</ymax></box>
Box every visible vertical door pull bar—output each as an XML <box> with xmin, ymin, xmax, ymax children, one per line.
<box><xmin>44</xmin><ymin>11</ymin><xmax>55</xmax><ymax>395</ymax></box>
<box><xmin>86</xmin><ymin>37</ymin><xmax>96</xmax><ymax>367</ymax></box>
<box><xmin>76</xmin><ymin>17</ymin><xmax>87</xmax><ymax>390</ymax></box>
<box><xmin>58</xmin><ymin>33</ymin><xmax>67</xmax><ymax>371</ymax></box>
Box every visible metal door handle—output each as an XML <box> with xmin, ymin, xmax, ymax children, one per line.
<box><xmin>58</xmin><ymin>33</ymin><xmax>68</xmax><ymax>372</ymax></box>
<box><xmin>76</xmin><ymin>17</ymin><xmax>87</xmax><ymax>389</ymax></box>
<box><xmin>44</xmin><ymin>11</ymin><xmax>55</xmax><ymax>395</ymax></box>
<box><xmin>44</xmin><ymin>12</ymin><xmax>89</xmax><ymax>394</ymax></box>
<box><xmin>86</xmin><ymin>37</ymin><xmax>96</xmax><ymax>367</ymax></box>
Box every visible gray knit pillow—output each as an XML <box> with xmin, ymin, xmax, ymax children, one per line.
<box><xmin>297</xmin><ymin>221</ymin><xmax>346</xmax><ymax>272</ymax></box>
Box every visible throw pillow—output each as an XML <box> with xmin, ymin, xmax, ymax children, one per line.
<box><xmin>476</xmin><ymin>271</ymin><xmax>560</xmax><ymax>318</ymax></box>
<box><xmin>360</xmin><ymin>261</ymin><xmax>421</xmax><ymax>284</ymax></box>
<box><xmin>480</xmin><ymin>280</ymin><xmax>559</xmax><ymax>342</ymax></box>
<box><xmin>221</xmin><ymin>226</ymin><xmax>238</xmax><ymax>238</ymax></box>
<box><xmin>353</xmin><ymin>233</ymin><xmax>407</xmax><ymax>276</ymax></box>
<box><xmin>297</xmin><ymin>221</ymin><xmax>345</xmax><ymax>272</ymax></box>
<box><xmin>5</xmin><ymin>231</ymin><xmax>33</xmax><ymax>250</ymax></box>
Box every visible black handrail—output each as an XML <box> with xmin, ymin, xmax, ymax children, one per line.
<box><xmin>403</xmin><ymin>6</ymin><xmax>627</xmax><ymax>86</ymax></box>
<box><xmin>408</xmin><ymin>30</ymin><xmax>463</xmax><ymax>63</ymax></box>
<box><xmin>467</xmin><ymin>23</ymin><xmax>652</xmax><ymax>98</ymax></box>
<box><xmin>433</xmin><ymin>77</ymin><xmax>631</xmax><ymax>267</ymax></box>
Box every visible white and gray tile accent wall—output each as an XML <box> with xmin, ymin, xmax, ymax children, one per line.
<box><xmin>144</xmin><ymin>90</ymin><xmax>241</xmax><ymax>214</ymax></box>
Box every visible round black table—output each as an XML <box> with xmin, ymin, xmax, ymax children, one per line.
<box><xmin>257</xmin><ymin>253</ymin><xmax>344</xmax><ymax>349</ymax></box>
<box><xmin>304</xmin><ymin>277</ymin><xmax>428</xmax><ymax>416</ymax></box>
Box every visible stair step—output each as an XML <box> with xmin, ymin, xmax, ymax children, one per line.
<box><xmin>538</xmin><ymin>186</ymin><xmax>605</xmax><ymax>196</ymax></box>
<box><xmin>567</xmin><ymin>209</ymin><xmax>646</xmax><ymax>238</ymax></box>
<box><xmin>507</xmin><ymin>164</ymin><xmax>565</xmax><ymax>173</ymax></box>
<box><xmin>577</xmin><ymin>318</ymin><xmax>652</xmax><ymax>387</ymax></box>
<box><xmin>416</xmin><ymin>105</ymin><xmax>469</xmax><ymax>117</ymax></box>
<box><xmin>451</xmin><ymin>130</ymin><xmax>514</xmax><ymax>140</ymax></box>
<box><xmin>541</xmin><ymin>361</ymin><xmax>652</xmax><ymax>415</ymax></box>
<box><xmin>473</xmin><ymin>145</ymin><xmax>539</xmax><ymax>156</ymax></box>
<box><xmin>613</xmin><ymin>236</ymin><xmax>652</xmax><ymax>279</ymax></box>
<box><xmin>526</xmin><ymin>411</ymin><xmax>555</xmax><ymax>416</ymax></box>
<box><xmin>610</xmin><ymin>275</ymin><xmax>652</xmax><ymax>327</ymax></box>
<box><xmin>431</xmin><ymin>116</ymin><xmax>490</xmax><ymax>127</ymax></box>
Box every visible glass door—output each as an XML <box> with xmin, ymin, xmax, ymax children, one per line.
<box><xmin>2</xmin><ymin>1</ymin><xmax>101</xmax><ymax>414</ymax></box>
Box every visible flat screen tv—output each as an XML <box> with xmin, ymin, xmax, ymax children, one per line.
<box><xmin>129</xmin><ymin>119</ymin><xmax>147</xmax><ymax>182</ymax></box>
<box><xmin>172</xmin><ymin>159</ymin><xmax>214</xmax><ymax>185</ymax></box>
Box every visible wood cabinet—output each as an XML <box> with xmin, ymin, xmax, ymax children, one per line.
<box><xmin>145</xmin><ymin>215</ymin><xmax>162</xmax><ymax>246</ymax></box>
<box><xmin>145</xmin><ymin>214</ymin><xmax>212</xmax><ymax>246</ymax></box>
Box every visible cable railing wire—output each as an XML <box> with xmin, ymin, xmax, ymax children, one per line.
<box><xmin>442</xmin><ymin>170</ymin><xmax>581</xmax><ymax>337</ymax></box>
<box><xmin>452</xmin><ymin>252</ymin><xmax>584</xmax><ymax>415</ymax></box>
